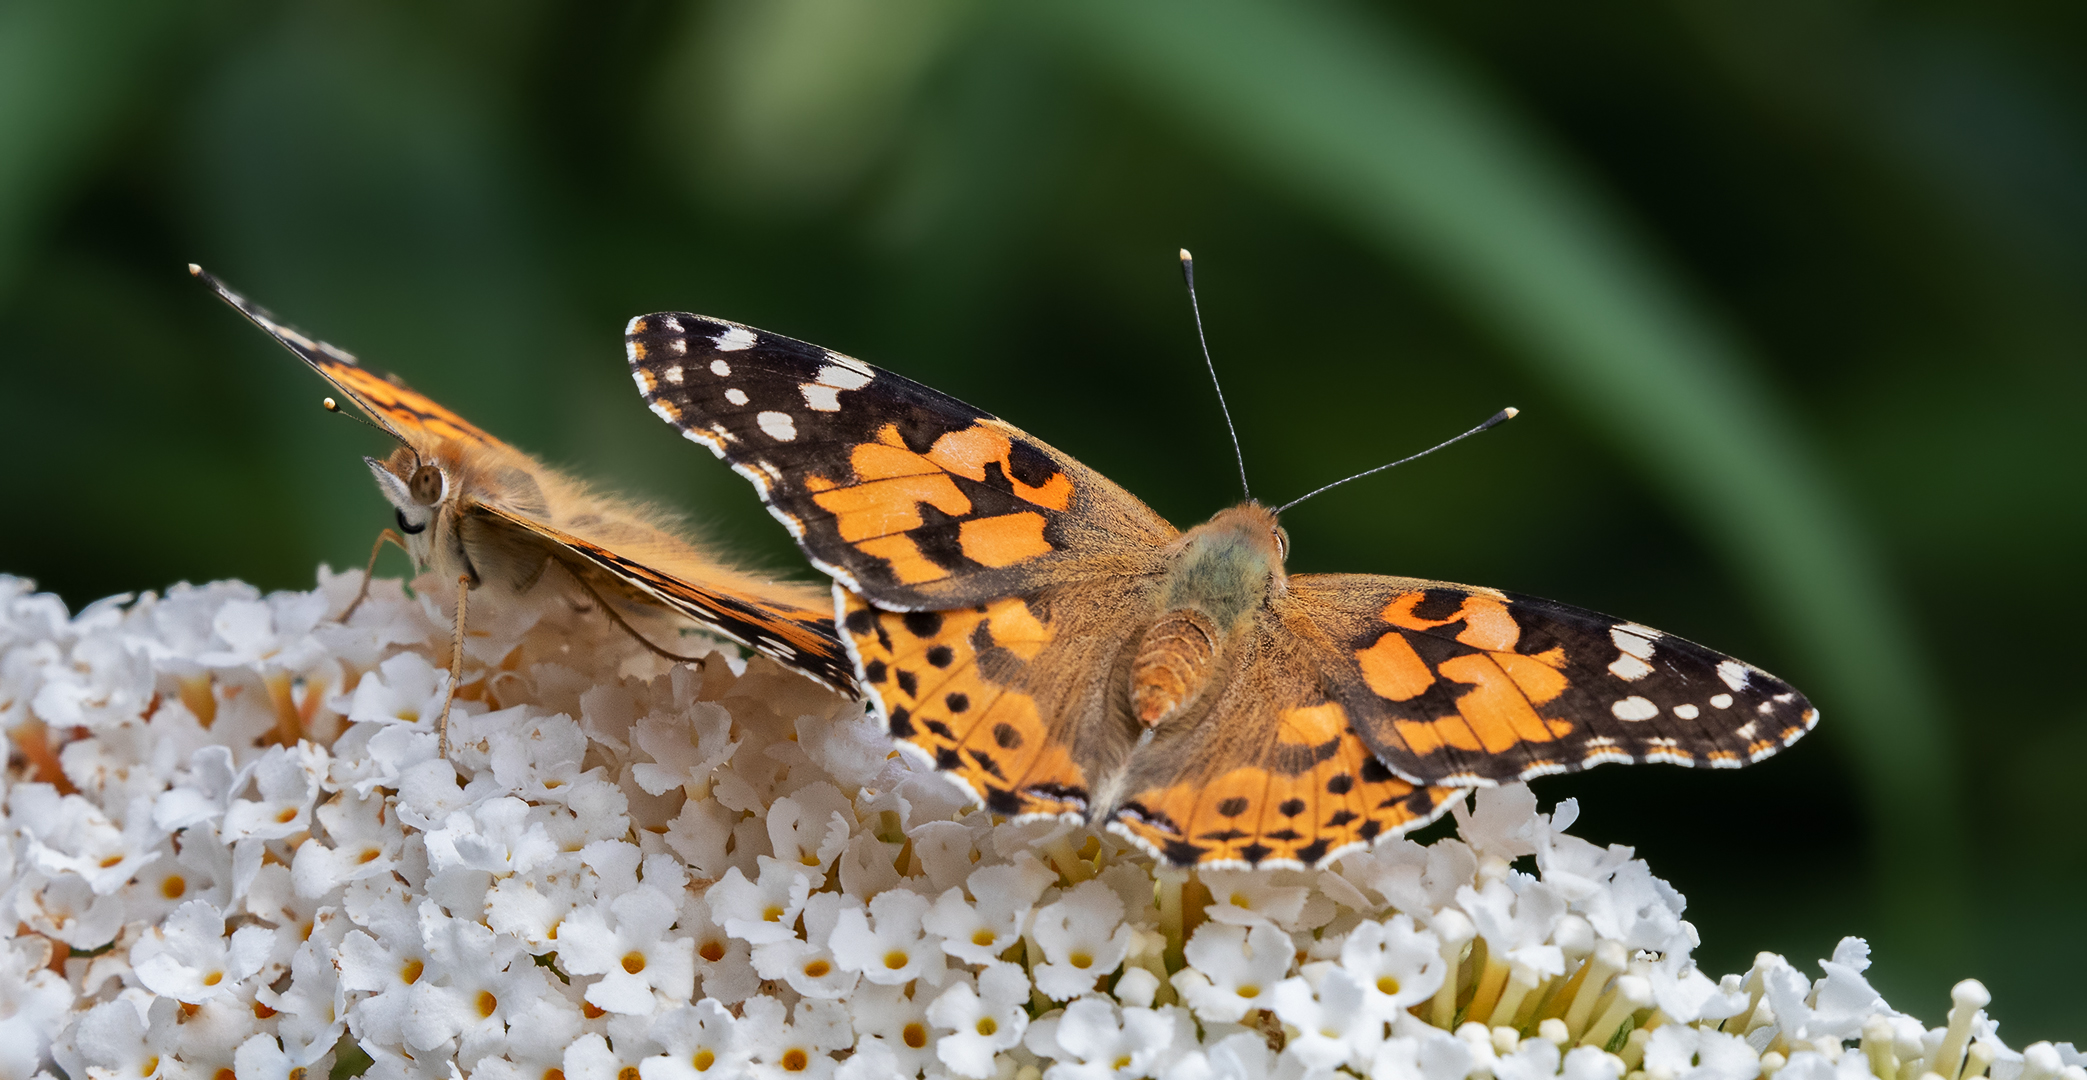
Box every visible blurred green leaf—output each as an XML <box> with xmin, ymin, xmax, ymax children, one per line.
<box><xmin>1049</xmin><ymin>0</ymin><xmax>1962</xmax><ymax>965</ymax></box>
<box><xmin>0</xmin><ymin>0</ymin><xmax>189</xmax><ymax>295</ymax></box>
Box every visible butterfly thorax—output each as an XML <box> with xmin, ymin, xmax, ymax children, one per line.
<box><xmin>1131</xmin><ymin>503</ymin><xmax>1289</xmax><ymax>727</ymax></box>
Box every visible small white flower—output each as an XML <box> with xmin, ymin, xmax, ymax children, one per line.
<box><xmin>846</xmin><ymin>980</ymin><xmax>939</xmax><ymax>1076</ymax></box>
<box><xmin>1032</xmin><ymin>879</ymin><xmax>1137</xmax><ymax>1001</ymax></box>
<box><xmin>931</xmin><ymin>853</ymin><xmax>1057</xmax><ymax>965</ymax></box>
<box><xmin>1338</xmin><ymin>913</ymin><xmax>1444</xmax><ymax>1016</ymax></box>
<box><xmin>558</xmin><ymin>885</ymin><xmax>696</xmax><ymax>1015</ymax></box>
<box><xmin>829</xmin><ymin>887</ymin><xmax>946</xmax><ymax>987</ymax></box>
<box><xmin>1198</xmin><ymin>869</ymin><xmax>1311</xmax><ymax>930</ymax></box>
<box><xmin>629</xmin><ymin>701</ymin><xmax>738</xmax><ymax>796</ymax></box>
<box><xmin>740</xmin><ymin>995</ymin><xmax>852</xmax><ymax>1080</ymax></box>
<box><xmin>751</xmin><ymin>892</ymin><xmax>861</xmax><ymax>1000</ymax></box>
<box><xmin>1025</xmin><ymin>995</ymin><xmax>1176</xmax><ymax>1080</ymax></box>
<box><xmin>639</xmin><ymin>1000</ymin><xmax>749</xmax><ymax>1080</ymax></box>
<box><xmin>64</xmin><ymin>997</ymin><xmax>176</xmax><ymax>1080</ymax></box>
<box><xmin>16</xmin><ymin>784</ymin><xmax>159</xmax><ymax>894</ymax></box>
<box><xmin>766</xmin><ymin>783</ymin><xmax>855</xmax><ymax>872</ymax></box>
<box><xmin>0</xmin><ymin>937</ymin><xmax>74</xmax><ymax>1080</ymax></box>
<box><xmin>129</xmin><ymin>899</ymin><xmax>271</xmax><ymax>1004</ymax></box>
<box><xmin>927</xmin><ymin>962</ymin><xmax>1032</xmax><ymax>1079</ymax></box>
<box><xmin>1171</xmin><ymin>920</ymin><xmax>1293</xmax><ymax>1023</ymax></box>
<box><xmin>710</xmin><ymin>859</ymin><xmax>814</xmax><ymax>945</ymax></box>
<box><xmin>1644</xmin><ymin>1023</ymin><xmax>1761</xmax><ymax>1080</ymax></box>
<box><xmin>220</xmin><ymin>743</ymin><xmax>326</xmax><ymax>841</ymax></box>
<box><xmin>1269</xmin><ymin>968</ymin><xmax>1384</xmax><ymax>1073</ymax></box>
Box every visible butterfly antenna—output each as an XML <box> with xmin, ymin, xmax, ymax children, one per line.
<box><xmin>322</xmin><ymin>396</ymin><xmax>420</xmax><ymax>468</ymax></box>
<box><xmin>1276</xmin><ymin>407</ymin><xmax>1519</xmax><ymax>514</ymax></box>
<box><xmin>1180</xmin><ymin>249</ymin><xmax>1251</xmax><ymax>501</ymax></box>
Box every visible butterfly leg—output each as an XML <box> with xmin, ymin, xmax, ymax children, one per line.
<box><xmin>340</xmin><ymin>528</ymin><xmax>411</xmax><ymax>623</ymax></box>
<box><xmin>555</xmin><ymin>560</ymin><xmax>714</xmax><ymax>667</ymax></box>
<box><xmin>436</xmin><ymin>573</ymin><xmax>470</xmax><ymax>760</ymax></box>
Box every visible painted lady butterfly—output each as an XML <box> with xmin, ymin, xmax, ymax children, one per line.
<box><xmin>195</xmin><ymin>267</ymin><xmax>855</xmax><ymax>753</ymax></box>
<box><xmin>623</xmin><ymin>294</ymin><xmax>1817</xmax><ymax>869</ymax></box>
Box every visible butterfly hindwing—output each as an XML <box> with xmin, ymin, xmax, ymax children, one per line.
<box><xmin>626</xmin><ymin>314</ymin><xmax>1175</xmax><ymax>610</ymax></box>
<box><xmin>1291</xmin><ymin>575</ymin><xmax>1819</xmax><ymax>785</ymax></box>
<box><xmin>473</xmin><ymin>503</ymin><xmax>856</xmax><ymax>692</ymax></box>
<box><xmin>1109</xmin><ymin>619</ymin><xmax>1468</xmax><ymax>869</ymax></box>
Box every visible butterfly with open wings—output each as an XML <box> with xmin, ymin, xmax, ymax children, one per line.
<box><xmin>623</xmin><ymin>273</ymin><xmax>1817</xmax><ymax>870</ymax></box>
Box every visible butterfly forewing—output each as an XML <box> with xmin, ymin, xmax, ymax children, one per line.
<box><xmin>1291</xmin><ymin>576</ymin><xmax>1818</xmax><ymax>784</ymax></box>
<box><xmin>626</xmin><ymin>314</ymin><xmax>1175</xmax><ymax>610</ymax></box>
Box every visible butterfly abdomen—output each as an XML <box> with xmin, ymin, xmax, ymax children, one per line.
<box><xmin>1130</xmin><ymin>609</ymin><xmax>1219</xmax><ymax>726</ymax></box>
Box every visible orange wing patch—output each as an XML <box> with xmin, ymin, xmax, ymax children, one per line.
<box><xmin>806</xmin><ymin>419</ymin><xmax>1075</xmax><ymax>585</ymax></box>
<box><xmin>1365</xmin><ymin>591</ymin><xmax>1576</xmax><ymax>768</ymax></box>
<box><xmin>1114</xmin><ymin>703</ymin><xmax>1464</xmax><ymax>868</ymax></box>
<box><xmin>314</xmin><ymin>359</ymin><xmax>501</xmax><ymax>448</ymax></box>
<box><xmin>839</xmin><ymin>590</ymin><xmax>1086</xmax><ymax>819</ymax></box>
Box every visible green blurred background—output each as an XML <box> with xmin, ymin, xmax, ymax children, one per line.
<box><xmin>2</xmin><ymin>0</ymin><xmax>2080</xmax><ymax>1037</ymax></box>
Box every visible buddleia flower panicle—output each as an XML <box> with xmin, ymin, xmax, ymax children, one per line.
<box><xmin>0</xmin><ymin>571</ymin><xmax>2077</xmax><ymax>1080</ymax></box>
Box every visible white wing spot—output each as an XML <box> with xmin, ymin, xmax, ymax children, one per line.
<box><xmin>662</xmin><ymin>316</ymin><xmax>684</xmax><ymax>333</ymax></box>
<box><xmin>801</xmin><ymin>384</ymin><xmax>841</xmax><ymax>411</ymax></box>
<box><xmin>710</xmin><ymin>359</ymin><xmax>732</xmax><ymax>377</ymax></box>
<box><xmin>1611</xmin><ymin>696</ymin><xmax>1659</xmax><ymax>721</ymax></box>
<box><xmin>1717</xmin><ymin>660</ymin><xmax>1750</xmax><ymax>691</ymax></box>
<box><xmin>1734</xmin><ymin>720</ymin><xmax>1758</xmax><ymax>739</ymax></box>
<box><xmin>713</xmin><ymin>326</ymin><xmax>757</xmax><ymax>352</ymax></box>
<box><xmin>662</xmin><ymin>364</ymin><xmax>684</xmax><ymax>384</ymax></box>
<box><xmin>756</xmin><ymin>411</ymin><xmax>798</xmax><ymax>441</ymax></box>
<box><xmin>1710</xmin><ymin>693</ymin><xmax>1734</xmax><ymax>709</ymax></box>
<box><xmin>669</xmin><ymin>338</ymin><xmax>687</xmax><ymax>355</ymax></box>
<box><xmin>1673</xmin><ymin>703</ymin><xmax>1700</xmax><ymax>720</ymax></box>
<box><xmin>1618</xmin><ymin>622</ymin><xmax>1664</xmax><ymax>640</ymax></box>
<box><xmin>1773</xmin><ymin>692</ymin><xmax>1796</xmax><ymax>703</ymax></box>
<box><xmin>814</xmin><ymin>363</ymin><xmax>873</xmax><ymax>391</ymax></box>
<box><xmin>1609</xmin><ymin>627</ymin><xmax>1657</xmax><ymax>659</ymax></box>
<box><xmin>725</xmin><ymin>388</ymin><xmax>749</xmax><ymax>406</ymax></box>
<box><xmin>1608</xmin><ymin>655</ymin><xmax>1653</xmax><ymax>681</ymax></box>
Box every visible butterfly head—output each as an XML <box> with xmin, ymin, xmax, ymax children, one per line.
<box><xmin>365</xmin><ymin>448</ymin><xmax>452</xmax><ymax>564</ymax></box>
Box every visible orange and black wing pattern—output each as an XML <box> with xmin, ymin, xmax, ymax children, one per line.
<box><xmin>837</xmin><ymin>575</ymin><xmax>1466</xmax><ymax>870</ymax></box>
<box><xmin>1108</xmin><ymin>618</ymin><xmax>1468</xmax><ymax>869</ymax></box>
<box><xmin>1291</xmin><ymin>576</ymin><xmax>1819</xmax><ymax>786</ymax></box>
<box><xmin>474</xmin><ymin>503</ymin><xmax>856</xmax><ymax>693</ymax></box>
<box><xmin>191</xmin><ymin>265</ymin><xmax>500</xmax><ymax>449</ymax></box>
<box><xmin>625</xmin><ymin>314</ymin><xmax>1175</xmax><ymax>611</ymax></box>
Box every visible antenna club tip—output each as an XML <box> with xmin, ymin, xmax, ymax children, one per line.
<box><xmin>1178</xmin><ymin>248</ymin><xmax>1193</xmax><ymax>262</ymax></box>
<box><xmin>323</xmin><ymin>396</ymin><xmax>339</xmax><ymax>412</ymax></box>
<box><xmin>186</xmin><ymin>263</ymin><xmax>203</xmax><ymax>276</ymax></box>
<box><xmin>1503</xmin><ymin>406</ymin><xmax>1520</xmax><ymax>419</ymax></box>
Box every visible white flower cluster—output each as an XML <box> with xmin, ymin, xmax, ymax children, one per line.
<box><xmin>0</xmin><ymin>570</ymin><xmax>2078</xmax><ymax>1080</ymax></box>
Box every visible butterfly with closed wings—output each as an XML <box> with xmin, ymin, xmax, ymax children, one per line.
<box><xmin>622</xmin><ymin>258</ymin><xmax>1817</xmax><ymax>869</ymax></box>
<box><xmin>194</xmin><ymin>266</ymin><xmax>855</xmax><ymax>755</ymax></box>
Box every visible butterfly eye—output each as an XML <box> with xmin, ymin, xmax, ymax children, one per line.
<box><xmin>395</xmin><ymin>508</ymin><xmax>428</xmax><ymax>535</ymax></box>
<box><xmin>408</xmin><ymin>465</ymin><xmax>444</xmax><ymax>506</ymax></box>
<box><xmin>1274</xmin><ymin>527</ymin><xmax>1290</xmax><ymax>560</ymax></box>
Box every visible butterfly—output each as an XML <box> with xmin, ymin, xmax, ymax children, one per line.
<box><xmin>192</xmin><ymin>266</ymin><xmax>856</xmax><ymax>754</ymax></box>
<box><xmin>621</xmin><ymin>299</ymin><xmax>1818</xmax><ymax>870</ymax></box>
